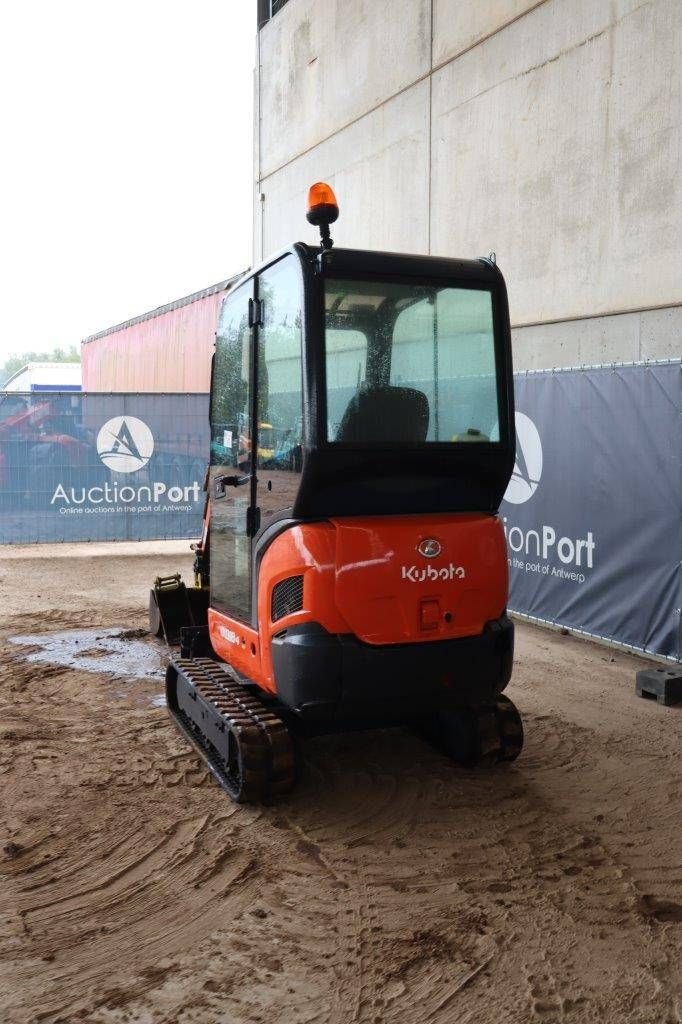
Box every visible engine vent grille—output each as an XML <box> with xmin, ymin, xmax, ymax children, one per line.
<box><xmin>271</xmin><ymin>575</ymin><xmax>303</xmax><ymax>622</ymax></box>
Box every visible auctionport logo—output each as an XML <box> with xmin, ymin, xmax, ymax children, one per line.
<box><xmin>96</xmin><ymin>416</ymin><xmax>154</xmax><ymax>473</ymax></box>
<box><xmin>504</xmin><ymin>412</ymin><xmax>542</xmax><ymax>505</ymax></box>
<box><xmin>51</xmin><ymin>413</ymin><xmax>201</xmax><ymax>513</ymax></box>
<box><xmin>502</xmin><ymin>408</ymin><xmax>597</xmax><ymax>579</ymax></box>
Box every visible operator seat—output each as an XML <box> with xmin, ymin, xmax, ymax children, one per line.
<box><xmin>336</xmin><ymin>385</ymin><xmax>430</xmax><ymax>444</ymax></box>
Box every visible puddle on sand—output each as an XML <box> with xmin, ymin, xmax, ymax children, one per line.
<box><xmin>9</xmin><ymin>628</ymin><xmax>165</xmax><ymax>683</ymax></box>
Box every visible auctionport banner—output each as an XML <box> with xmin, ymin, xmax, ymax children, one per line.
<box><xmin>0</xmin><ymin>392</ymin><xmax>210</xmax><ymax>543</ymax></box>
<box><xmin>2</xmin><ymin>367</ymin><xmax>680</xmax><ymax>661</ymax></box>
<box><xmin>502</xmin><ymin>361</ymin><xmax>681</xmax><ymax>661</ymax></box>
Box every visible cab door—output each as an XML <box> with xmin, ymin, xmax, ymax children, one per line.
<box><xmin>209</xmin><ymin>280</ymin><xmax>256</xmax><ymax>621</ymax></box>
<box><xmin>254</xmin><ymin>255</ymin><xmax>304</xmax><ymax>532</ymax></box>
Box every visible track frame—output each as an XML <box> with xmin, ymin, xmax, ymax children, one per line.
<box><xmin>165</xmin><ymin>657</ymin><xmax>296</xmax><ymax>803</ymax></box>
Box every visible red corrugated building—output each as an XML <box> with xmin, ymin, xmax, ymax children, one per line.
<box><xmin>81</xmin><ymin>276</ymin><xmax>242</xmax><ymax>392</ymax></box>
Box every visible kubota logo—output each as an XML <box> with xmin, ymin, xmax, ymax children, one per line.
<box><xmin>97</xmin><ymin>416</ymin><xmax>154</xmax><ymax>473</ymax></box>
<box><xmin>418</xmin><ymin>538</ymin><xmax>441</xmax><ymax>558</ymax></box>
<box><xmin>504</xmin><ymin>412</ymin><xmax>543</xmax><ymax>505</ymax></box>
<box><xmin>402</xmin><ymin>564</ymin><xmax>466</xmax><ymax>582</ymax></box>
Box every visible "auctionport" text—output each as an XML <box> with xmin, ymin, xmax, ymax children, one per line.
<box><xmin>502</xmin><ymin>518</ymin><xmax>596</xmax><ymax>568</ymax></box>
<box><xmin>50</xmin><ymin>481</ymin><xmax>202</xmax><ymax>506</ymax></box>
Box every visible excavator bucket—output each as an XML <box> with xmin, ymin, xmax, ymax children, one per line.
<box><xmin>149</xmin><ymin>574</ymin><xmax>209</xmax><ymax>645</ymax></box>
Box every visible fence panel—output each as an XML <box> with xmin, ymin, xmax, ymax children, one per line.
<box><xmin>3</xmin><ymin>366</ymin><xmax>680</xmax><ymax>661</ymax></box>
<box><xmin>0</xmin><ymin>392</ymin><xmax>209</xmax><ymax>543</ymax></box>
<box><xmin>503</xmin><ymin>361</ymin><xmax>681</xmax><ymax>661</ymax></box>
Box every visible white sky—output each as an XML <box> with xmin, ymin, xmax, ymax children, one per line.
<box><xmin>0</xmin><ymin>1</ymin><xmax>255</xmax><ymax>360</ymax></box>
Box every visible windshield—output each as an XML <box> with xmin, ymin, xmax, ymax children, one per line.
<box><xmin>324</xmin><ymin>278</ymin><xmax>501</xmax><ymax>445</ymax></box>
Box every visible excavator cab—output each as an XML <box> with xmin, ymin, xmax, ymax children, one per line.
<box><xmin>163</xmin><ymin>185</ymin><xmax>522</xmax><ymax>803</ymax></box>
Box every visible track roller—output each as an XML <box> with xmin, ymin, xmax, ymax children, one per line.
<box><xmin>418</xmin><ymin>694</ymin><xmax>523</xmax><ymax>767</ymax></box>
<box><xmin>165</xmin><ymin>657</ymin><xmax>296</xmax><ymax>803</ymax></box>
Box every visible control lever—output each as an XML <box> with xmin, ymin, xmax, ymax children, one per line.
<box><xmin>214</xmin><ymin>474</ymin><xmax>249</xmax><ymax>498</ymax></box>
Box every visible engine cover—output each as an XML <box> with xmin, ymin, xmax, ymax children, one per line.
<box><xmin>330</xmin><ymin>513</ymin><xmax>508</xmax><ymax>645</ymax></box>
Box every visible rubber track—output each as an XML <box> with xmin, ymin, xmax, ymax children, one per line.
<box><xmin>166</xmin><ymin>657</ymin><xmax>296</xmax><ymax>803</ymax></box>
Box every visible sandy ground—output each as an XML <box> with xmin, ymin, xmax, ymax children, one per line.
<box><xmin>0</xmin><ymin>542</ymin><xmax>680</xmax><ymax>1024</ymax></box>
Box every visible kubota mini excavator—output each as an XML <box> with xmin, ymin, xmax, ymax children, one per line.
<box><xmin>154</xmin><ymin>183</ymin><xmax>523</xmax><ymax>803</ymax></box>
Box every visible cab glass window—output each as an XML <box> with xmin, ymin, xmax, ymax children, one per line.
<box><xmin>324</xmin><ymin>328</ymin><xmax>367</xmax><ymax>433</ymax></box>
<box><xmin>210</xmin><ymin>283</ymin><xmax>252</xmax><ymax>619</ymax></box>
<box><xmin>324</xmin><ymin>279</ymin><xmax>500</xmax><ymax>444</ymax></box>
<box><xmin>256</xmin><ymin>257</ymin><xmax>304</xmax><ymax>522</ymax></box>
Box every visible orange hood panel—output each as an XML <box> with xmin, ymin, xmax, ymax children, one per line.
<box><xmin>329</xmin><ymin>514</ymin><xmax>508</xmax><ymax>645</ymax></box>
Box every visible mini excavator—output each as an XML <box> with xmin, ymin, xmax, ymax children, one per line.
<box><xmin>152</xmin><ymin>183</ymin><xmax>523</xmax><ymax>802</ymax></box>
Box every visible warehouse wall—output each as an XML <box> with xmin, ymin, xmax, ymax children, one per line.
<box><xmin>82</xmin><ymin>288</ymin><xmax>228</xmax><ymax>393</ymax></box>
<box><xmin>254</xmin><ymin>0</ymin><xmax>681</xmax><ymax>368</ymax></box>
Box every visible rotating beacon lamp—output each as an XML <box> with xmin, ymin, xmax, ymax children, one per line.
<box><xmin>306</xmin><ymin>182</ymin><xmax>339</xmax><ymax>250</ymax></box>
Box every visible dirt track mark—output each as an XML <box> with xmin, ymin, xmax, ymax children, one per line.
<box><xmin>1</xmin><ymin>552</ymin><xmax>681</xmax><ymax>1024</ymax></box>
<box><xmin>0</xmin><ymin>797</ymin><xmax>290</xmax><ymax>1023</ymax></box>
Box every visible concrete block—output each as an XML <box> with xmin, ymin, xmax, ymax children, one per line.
<box><xmin>260</xmin><ymin>80</ymin><xmax>430</xmax><ymax>259</ymax></box>
<box><xmin>511</xmin><ymin>312</ymin><xmax>641</xmax><ymax>370</ymax></box>
<box><xmin>258</xmin><ymin>0</ymin><xmax>430</xmax><ymax>178</ymax></box>
<box><xmin>430</xmin><ymin>0</ymin><xmax>682</xmax><ymax>325</ymax></box>
<box><xmin>639</xmin><ymin>306</ymin><xmax>682</xmax><ymax>362</ymax></box>
<box><xmin>433</xmin><ymin>0</ymin><xmax>545</xmax><ymax>66</ymax></box>
<box><xmin>636</xmin><ymin>667</ymin><xmax>682</xmax><ymax>706</ymax></box>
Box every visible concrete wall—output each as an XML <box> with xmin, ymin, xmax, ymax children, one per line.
<box><xmin>255</xmin><ymin>0</ymin><xmax>681</xmax><ymax>368</ymax></box>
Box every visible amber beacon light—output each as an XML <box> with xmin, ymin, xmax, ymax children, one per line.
<box><xmin>306</xmin><ymin>182</ymin><xmax>339</xmax><ymax>250</ymax></box>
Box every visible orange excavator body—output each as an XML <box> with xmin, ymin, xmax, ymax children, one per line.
<box><xmin>209</xmin><ymin>513</ymin><xmax>508</xmax><ymax>693</ymax></box>
<box><xmin>160</xmin><ymin>184</ymin><xmax>523</xmax><ymax>800</ymax></box>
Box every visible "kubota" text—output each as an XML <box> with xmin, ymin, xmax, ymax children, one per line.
<box><xmin>401</xmin><ymin>564</ymin><xmax>466</xmax><ymax>582</ymax></box>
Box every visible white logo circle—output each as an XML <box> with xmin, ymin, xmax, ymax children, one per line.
<box><xmin>504</xmin><ymin>412</ymin><xmax>542</xmax><ymax>505</ymax></box>
<box><xmin>97</xmin><ymin>415</ymin><xmax>154</xmax><ymax>473</ymax></box>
